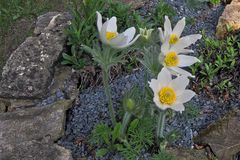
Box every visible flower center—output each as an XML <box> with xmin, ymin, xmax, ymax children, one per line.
<box><xmin>164</xmin><ymin>51</ymin><xmax>179</xmax><ymax>67</ymax></box>
<box><xmin>169</xmin><ymin>34</ymin><xmax>179</xmax><ymax>45</ymax></box>
<box><xmin>106</xmin><ymin>32</ymin><xmax>118</xmax><ymax>41</ymax></box>
<box><xmin>158</xmin><ymin>87</ymin><xmax>177</xmax><ymax>105</ymax></box>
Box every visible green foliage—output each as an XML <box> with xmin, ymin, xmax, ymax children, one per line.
<box><xmin>139</xmin><ymin>46</ymin><xmax>162</xmax><ymax>77</ymax></box>
<box><xmin>82</xmin><ymin>43</ymin><xmax>126</xmax><ymax>71</ymax></box>
<box><xmin>62</xmin><ymin>0</ymin><xmax>105</xmax><ymax>69</ymax></box>
<box><xmin>152</xmin><ymin>0</ymin><xmax>176</xmax><ymax>27</ymax></box>
<box><xmin>216</xmin><ymin>79</ymin><xmax>235</xmax><ymax>93</ymax></box>
<box><xmin>118</xmin><ymin>117</ymin><xmax>155</xmax><ymax>160</ymax></box>
<box><xmin>65</xmin><ymin>0</ymin><xmax>105</xmax><ymax>48</ymax></box>
<box><xmin>90</xmin><ymin>123</ymin><xmax>123</xmax><ymax>157</ymax></box>
<box><xmin>90</xmin><ymin>116</ymin><xmax>155</xmax><ymax>159</ymax></box>
<box><xmin>122</xmin><ymin>86</ymin><xmax>146</xmax><ymax>118</ymax></box>
<box><xmin>61</xmin><ymin>46</ymin><xmax>85</xmax><ymax>69</ymax></box>
<box><xmin>151</xmin><ymin>151</ymin><xmax>176</xmax><ymax>160</ymax></box>
<box><xmin>0</xmin><ymin>0</ymin><xmax>54</xmax><ymax>32</ymax></box>
<box><xmin>209</xmin><ymin>0</ymin><xmax>221</xmax><ymax>5</ymax></box>
<box><xmin>182</xmin><ymin>103</ymin><xmax>200</xmax><ymax>119</ymax></box>
<box><xmin>193</xmin><ymin>32</ymin><xmax>239</xmax><ymax>94</ymax></box>
<box><xmin>106</xmin><ymin>0</ymin><xmax>147</xmax><ymax>30</ymax></box>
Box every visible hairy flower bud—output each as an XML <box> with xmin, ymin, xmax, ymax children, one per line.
<box><xmin>126</xmin><ymin>98</ymin><xmax>135</xmax><ymax>111</ymax></box>
<box><xmin>139</xmin><ymin>28</ymin><xmax>154</xmax><ymax>41</ymax></box>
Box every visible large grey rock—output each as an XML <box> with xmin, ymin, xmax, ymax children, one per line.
<box><xmin>194</xmin><ymin>109</ymin><xmax>240</xmax><ymax>159</ymax></box>
<box><xmin>0</xmin><ymin>12</ymin><xmax>71</xmax><ymax>99</ymax></box>
<box><xmin>50</xmin><ymin>65</ymin><xmax>80</xmax><ymax>101</ymax></box>
<box><xmin>0</xmin><ymin>140</ymin><xmax>73</xmax><ymax>160</ymax></box>
<box><xmin>0</xmin><ymin>100</ymin><xmax>72</xmax><ymax>146</ymax></box>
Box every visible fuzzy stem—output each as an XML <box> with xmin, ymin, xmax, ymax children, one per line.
<box><xmin>156</xmin><ymin>110</ymin><xmax>166</xmax><ymax>141</ymax></box>
<box><xmin>121</xmin><ymin>112</ymin><xmax>132</xmax><ymax>137</ymax></box>
<box><xmin>102</xmin><ymin>68</ymin><xmax>116</xmax><ymax>126</ymax></box>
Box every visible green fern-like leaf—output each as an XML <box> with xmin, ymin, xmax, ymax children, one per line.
<box><xmin>89</xmin><ymin>123</ymin><xmax>111</xmax><ymax>145</ymax></box>
<box><xmin>118</xmin><ymin>116</ymin><xmax>155</xmax><ymax>160</ymax></box>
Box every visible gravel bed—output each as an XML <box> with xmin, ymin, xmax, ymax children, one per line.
<box><xmin>58</xmin><ymin>1</ymin><xmax>232</xmax><ymax>159</ymax></box>
<box><xmin>58</xmin><ymin>69</ymin><xmax>238</xmax><ymax>159</ymax></box>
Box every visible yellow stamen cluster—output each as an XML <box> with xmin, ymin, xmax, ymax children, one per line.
<box><xmin>164</xmin><ymin>51</ymin><xmax>179</xmax><ymax>67</ymax></box>
<box><xmin>169</xmin><ymin>34</ymin><xmax>179</xmax><ymax>45</ymax></box>
<box><xmin>106</xmin><ymin>32</ymin><xmax>117</xmax><ymax>40</ymax></box>
<box><xmin>158</xmin><ymin>87</ymin><xmax>176</xmax><ymax>105</ymax></box>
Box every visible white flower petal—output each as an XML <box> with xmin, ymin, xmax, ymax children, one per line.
<box><xmin>171</xmin><ymin>103</ymin><xmax>185</xmax><ymax>113</ymax></box>
<box><xmin>164</xmin><ymin>16</ymin><xmax>172</xmax><ymax>36</ymax></box>
<box><xmin>172</xmin><ymin>17</ymin><xmax>185</xmax><ymax>37</ymax></box>
<box><xmin>107</xmin><ymin>17</ymin><xmax>117</xmax><ymax>32</ymax></box>
<box><xmin>176</xmin><ymin>90</ymin><xmax>195</xmax><ymax>104</ymax></box>
<box><xmin>177</xmin><ymin>49</ymin><xmax>194</xmax><ymax>54</ymax></box>
<box><xmin>100</xmin><ymin>20</ymin><xmax>109</xmax><ymax>44</ymax></box>
<box><xmin>116</xmin><ymin>34</ymin><xmax>140</xmax><ymax>48</ymax></box>
<box><xmin>170</xmin><ymin>67</ymin><xmax>194</xmax><ymax>78</ymax></box>
<box><xmin>149</xmin><ymin>79</ymin><xmax>161</xmax><ymax>94</ymax></box>
<box><xmin>157</xmin><ymin>67</ymin><xmax>172</xmax><ymax>86</ymax></box>
<box><xmin>109</xmin><ymin>34</ymin><xmax>128</xmax><ymax>47</ymax></box>
<box><xmin>96</xmin><ymin>11</ymin><xmax>102</xmax><ymax>32</ymax></box>
<box><xmin>123</xmin><ymin>27</ymin><xmax>136</xmax><ymax>43</ymax></box>
<box><xmin>158</xmin><ymin>27</ymin><xmax>164</xmax><ymax>42</ymax></box>
<box><xmin>161</xmin><ymin>40</ymin><xmax>170</xmax><ymax>55</ymax></box>
<box><xmin>173</xmin><ymin>34</ymin><xmax>202</xmax><ymax>50</ymax></box>
<box><xmin>169</xmin><ymin>75</ymin><xmax>189</xmax><ymax>94</ymax></box>
<box><xmin>178</xmin><ymin>55</ymin><xmax>200</xmax><ymax>67</ymax></box>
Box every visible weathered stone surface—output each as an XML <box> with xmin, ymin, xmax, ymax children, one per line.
<box><xmin>0</xmin><ymin>140</ymin><xmax>73</xmax><ymax>160</ymax></box>
<box><xmin>34</xmin><ymin>12</ymin><xmax>72</xmax><ymax>35</ymax></box>
<box><xmin>0</xmin><ymin>100</ymin><xmax>72</xmax><ymax>146</ymax></box>
<box><xmin>50</xmin><ymin>65</ymin><xmax>80</xmax><ymax>100</ymax></box>
<box><xmin>120</xmin><ymin>0</ymin><xmax>150</xmax><ymax>9</ymax></box>
<box><xmin>0</xmin><ymin>12</ymin><xmax>71</xmax><ymax>99</ymax></box>
<box><xmin>216</xmin><ymin>0</ymin><xmax>240</xmax><ymax>39</ymax></box>
<box><xmin>167</xmin><ymin>148</ymin><xmax>208</xmax><ymax>160</ymax></box>
<box><xmin>194</xmin><ymin>109</ymin><xmax>240</xmax><ymax>159</ymax></box>
<box><xmin>0</xmin><ymin>98</ymin><xmax>36</xmax><ymax>112</ymax></box>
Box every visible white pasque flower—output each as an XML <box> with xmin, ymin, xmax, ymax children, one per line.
<box><xmin>148</xmin><ymin>68</ymin><xmax>196</xmax><ymax>113</ymax></box>
<box><xmin>96</xmin><ymin>11</ymin><xmax>140</xmax><ymax>49</ymax></box>
<box><xmin>158</xmin><ymin>16</ymin><xmax>202</xmax><ymax>53</ymax></box>
<box><xmin>159</xmin><ymin>41</ymin><xmax>200</xmax><ymax>77</ymax></box>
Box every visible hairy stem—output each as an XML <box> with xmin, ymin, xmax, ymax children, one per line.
<box><xmin>156</xmin><ymin>110</ymin><xmax>166</xmax><ymax>141</ymax></box>
<box><xmin>121</xmin><ymin>112</ymin><xmax>132</xmax><ymax>137</ymax></box>
<box><xmin>102</xmin><ymin>68</ymin><xmax>116</xmax><ymax>126</ymax></box>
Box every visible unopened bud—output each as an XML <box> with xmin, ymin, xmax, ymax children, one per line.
<box><xmin>139</xmin><ymin>28</ymin><xmax>154</xmax><ymax>41</ymax></box>
<box><xmin>126</xmin><ymin>98</ymin><xmax>135</xmax><ymax>111</ymax></box>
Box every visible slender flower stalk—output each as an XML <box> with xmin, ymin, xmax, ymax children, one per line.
<box><xmin>121</xmin><ymin>111</ymin><xmax>132</xmax><ymax>137</ymax></box>
<box><xmin>102</xmin><ymin>68</ymin><xmax>116</xmax><ymax>125</ymax></box>
<box><xmin>156</xmin><ymin>110</ymin><xmax>166</xmax><ymax>141</ymax></box>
